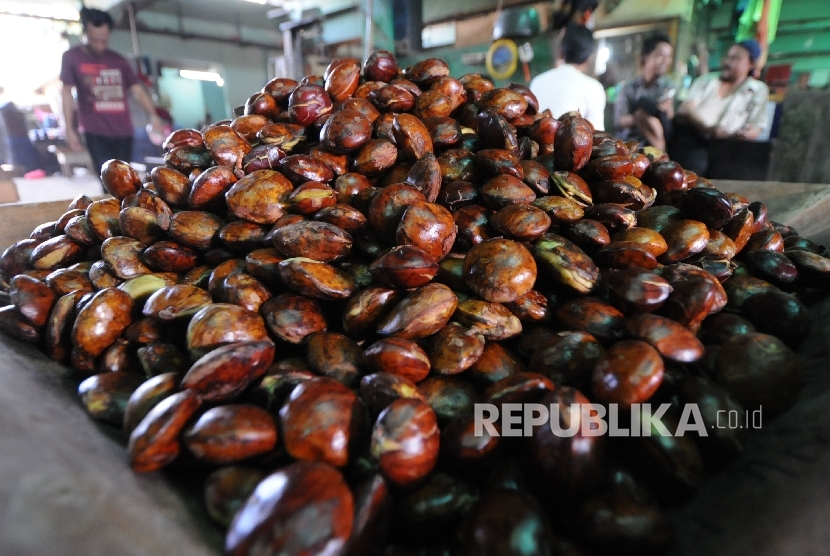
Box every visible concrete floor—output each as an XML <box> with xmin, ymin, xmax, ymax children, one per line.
<box><xmin>12</xmin><ymin>175</ymin><xmax>105</xmax><ymax>204</ymax></box>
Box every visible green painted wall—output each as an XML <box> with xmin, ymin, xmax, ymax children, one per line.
<box><xmin>424</xmin><ymin>0</ymin><xmax>531</xmax><ymax>24</ymax></box>
<box><xmin>157</xmin><ymin>67</ymin><xmax>208</xmax><ymax>128</ymax></box>
<box><xmin>702</xmin><ymin>0</ymin><xmax>830</xmax><ymax>74</ymax></box>
<box><xmin>399</xmin><ymin>34</ymin><xmax>557</xmax><ymax>86</ymax></box>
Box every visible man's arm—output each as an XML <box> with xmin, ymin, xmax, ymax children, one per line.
<box><xmin>736</xmin><ymin>82</ymin><xmax>770</xmax><ymax>140</ymax></box>
<box><xmin>60</xmin><ymin>84</ymin><xmax>83</xmax><ymax>152</ymax></box>
<box><xmin>674</xmin><ymin>101</ymin><xmax>712</xmax><ymax>134</ymax></box>
<box><xmin>735</xmin><ymin>125</ymin><xmax>762</xmax><ymax>140</ymax></box>
<box><xmin>129</xmin><ymin>83</ymin><xmax>164</xmax><ymax>133</ymax></box>
<box><xmin>657</xmin><ymin>80</ymin><xmax>677</xmax><ymax>119</ymax></box>
<box><xmin>617</xmin><ymin>113</ymin><xmax>635</xmax><ymax>128</ymax></box>
<box><xmin>673</xmin><ymin>77</ymin><xmax>715</xmax><ymax>136</ymax></box>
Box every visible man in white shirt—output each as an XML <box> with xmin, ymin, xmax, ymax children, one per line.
<box><xmin>529</xmin><ymin>24</ymin><xmax>606</xmax><ymax>130</ymax></box>
<box><xmin>669</xmin><ymin>39</ymin><xmax>769</xmax><ymax>175</ymax></box>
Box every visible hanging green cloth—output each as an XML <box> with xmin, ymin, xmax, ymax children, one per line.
<box><xmin>736</xmin><ymin>0</ymin><xmax>782</xmax><ymax>44</ymax></box>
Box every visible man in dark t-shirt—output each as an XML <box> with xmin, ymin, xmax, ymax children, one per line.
<box><xmin>614</xmin><ymin>33</ymin><xmax>677</xmax><ymax>150</ymax></box>
<box><xmin>60</xmin><ymin>8</ymin><xmax>164</xmax><ymax>175</ymax></box>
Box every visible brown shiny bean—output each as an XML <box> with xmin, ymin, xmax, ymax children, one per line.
<box><xmin>626</xmin><ymin>313</ymin><xmax>704</xmax><ymax>362</ymax></box>
<box><xmin>532</xmin><ymin>195</ymin><xmax>584</xmax><ymax>224</ymax></box>
<box><xmin>480</xmin><ymin>174</ymin><xmax>536</xmax><ymax>209</ymax></box>
<box><xmin>533</xmin><ymin>233</ymin><xmax>599</xmax><ymax>294</ymax></box>
<box><xmin>680</xmin><ymin>187</ymin><xmax>734</xmax><ymax>230</ymax></box>
<box><xmin>186</xmin><ymin>303</ymin><xmax>270</xmax><ymax>359</ymax></box>
<box><xmin>72</xmin><ymin>288</ymin><xmax>134</xmax><ymax>358</ymax></box>
<box><xmin>397</xmin><ymin>201</ymin><xmax>457</xmax><ymax>261</ymax></box>
<box><xmin>466</xmin><ymin>341</ymin><xmax>526</xmax><ymax>389</ymax></box>
<box><xmin>528</xmin><ymin>331</ymin><xmax>604</xmax><ymax>390</ymax></box>
<box><xmin>369</xmin><ymin>245</ymin><xmax>438</xmax><ymax>289</ymax></box>
<box><xmin>184</xmin><ymin>404</ymin><xmax>277</xmax><ymax>464</ymax></box>
<box><xmin>464</xmin><ymin>238</ymin><xmax>537</xmax><ymax>302</ymax></box>
<box><xmin>371</xmin><ymin>398</ymin><xmax>439</xmax><ymax>486</ymax></box>
<box><xmin>10</xmin><ymin>274</ymin><xmax>56</xmax><ymax>327</ymax></box>
<box><xmin>612</xmin><ymin>227</ymin><xmax>667</xmax><ymax>257</ymax></box>
<box><xmin>529</xmin><ymin>387</ymin><xmax>604</xmax><ymax>501</ymax></box>
<box><xmin>278</xmin><ymin>257</ymin><xmax>357</xmax><ymax>300</ymax></box>
<box><xmin>595</xmin><ymin>241</ymin><xmax>658</xmax><ymax>269</ymax></box>
<box><xmin>454</xmin><ymin>298</ymin><xmax>522</xmax><ymax>341</ymax></box>
<box><xmin>659</xmin><ymin>220</ymin><xmax>710</xmax><ymax>263</ymax></box>
<box><xmin>226</xmin><ymin>169</ymin><xmax>295</xmax><ymax>225</ymax></box>
<box><xmin>225</xmin><ymin>462</ymin><xmax>353</xmax><ymax>556</ymax></box>
<box><xmin>715</xmin><ymin>332</ymin><xmax>801</xmax><ymax>414</ymax></box>
<box><xmin>101</xmin><ymin>160</ymin><xmax>143</xmax><ymax>200</ymax></box>
<box><xmin>261</xmin><ymin>293</ymin><xmax>327</xmax><ymax>344</ymax></box>
<box><xmin>556</xmin><ymin>297</ymin><xmax>625</xmax><ymax>342</ymax></box>
<box><xmin>489</xmin><ymin>203</ymin><xmax>551</xmax><ymax>242</ymax></box>
<box><xmin>365</xmin><ymin>337</ymin><xmax>431</xmax><ymax>383</ymax></box>
<box><xmin>272</xmin><ymin>221</ymin><xmax>352</xmax><ymax>263</ymax></box>
<box><xmin>554</xmin><ymin>115</ymin><xmax>593</xmax><ymax>172</ymax></box>
<box><xmin>606</xmin><ymin>267</ymin><xmax>672</xmax><ymax>315</ymax></box>
<box><xmin>359</xmin><ymin>372</ymin><xmax>427</xmax><ymax>417</ymax></box>
<box><xmin>377</xmin><ymin>283</ymin><xmax>457</xmax><ymax>340</ymax></box>
<box><xmin>592</xmin><ymin>339</ymin><xmax>664</xmax><ymax>408</ymax></box>
<box><xmin>128</xmin><ymin>390</ymin><xmax>201</xmax><ymax>472</ymax></box>
<box><xmin>29</xmin><ymin>236</ymin><xmax>85</xmax><ymax>271</ymax></box>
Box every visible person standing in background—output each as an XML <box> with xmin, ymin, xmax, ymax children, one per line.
<box><xmin>669</xmin><ymin>39</ymin><xmax>769</xmax><ymax>176</ymax></box>
<box><xmin>60</xmin><ymin>7</ymin><xmax>164</xmax><ymax>174</ymax></box>
<box><xmin>0</xmin><ymin>98</ymin><xmax>41</xmax><ymax>172</ymax></box>
<box><xmin>530</xmin><ymin>24</ymin><xmax>606</xmax><ymax>130</ymax></box>
<box><xmin>614</xmin><ymin>33</ymin><xmax>677</xmax><ymax>150</ymax></box>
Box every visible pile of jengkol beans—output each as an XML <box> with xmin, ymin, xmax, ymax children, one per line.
<box><xmin>0</xmin><ymin>50</ymin><xmax>823</xmax><ymax>555</ymax></box>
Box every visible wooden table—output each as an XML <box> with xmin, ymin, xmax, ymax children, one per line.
<box><xmin>714</xmin><ymin>180</ymin><xmax>830</xmax><ymax>248</ymax></box>
<box><xmin>1</xmin><ymin>181</ymin><xmax>829</xmax><ymax>555</ymax></box>
<box><xmin>669</xmin><ymin>294</ymin><xmax>830</xmax><ymax>556</ymax></box>
<box><xmin>0</xmin><ymin>334</ymin><xmax>222</xmax><ymax>555</ymax></box>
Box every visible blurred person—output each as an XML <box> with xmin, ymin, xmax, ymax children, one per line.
<box><xmin>0</xmin><ymin>88</ymin><xmax>41</xmax><ymax>172</ymax></box>
<box><xmin>669</xmin><ymin>39</ymin><xmax>769</xmax><ymax>176</ymax></box>
<box><xmin>614</xmin><ymin>33</ymin><xmax>676</xmax><ymax>150</ymax></box>
<box><xmin>530</xmin><ymin>24</ymin><xmax>606</xmax><ymax>130</ymax></box>
<box><xmin>59</xmin><ymin>7</ymin><xmax>164</xmax><ymax>175</ymax></box>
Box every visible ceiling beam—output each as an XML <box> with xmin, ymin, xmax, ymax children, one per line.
<box><xmin>112</xmin><ymin>0</ymin><xmax>161</xmax><ymax>28</ymax></box>
<box><xmin>112</xmin><ymin>18</ymin><xmax>282</xmax><ymax>51</ymax></box>
<box><xmin>0</xmin><ymin>11</ymin><xmax>73</xmax><ymax>23</ymax></box>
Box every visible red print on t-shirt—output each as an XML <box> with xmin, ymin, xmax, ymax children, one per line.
<box><xmin>79</xmin><ymin>63</ymin><xmax>126</xmax><ymax>113</ymax></box>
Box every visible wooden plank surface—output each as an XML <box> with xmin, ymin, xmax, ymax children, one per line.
<box><xmin>0</xmin><ymin>195</ymin><xmax>110</xmax><ymax>252</ymax></box>
<box><xmin>0</xmin><ymin>200</ymin><xmax>77</xmax><ymax>252</ymax></box>
<box><xmin>0</xmin><ymin>335</ymin><xmax>222</xmax><ymax>556</ymax></box>
<box><xmin>669</xmin><ymin>294</ymin><xmax>830</xmax><ymax>556</ymax></box>
<box><xmin>0</xmin><ymin>183</ymin><xmax>829</xmax><ymax>555</ymax></box>
<box><xmin>714</xmin><ymin>180</ymin><xmax>830</xmax><ymax>248</ymax></box>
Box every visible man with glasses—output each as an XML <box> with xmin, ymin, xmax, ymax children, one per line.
<box><xmin>669</xmin><ymin>39</ymin><xmax>770</xmax><ymax>175</ymax></box>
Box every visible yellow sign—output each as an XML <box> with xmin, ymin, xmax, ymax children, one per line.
<box><xmin>486</xmin><ymin>39</ymin><xmax>518</xmax><ymax>81</ymax></box>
